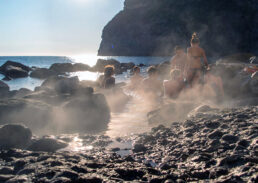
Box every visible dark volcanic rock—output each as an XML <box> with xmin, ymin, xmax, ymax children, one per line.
<box><xmin>98</xmin><ymin>0</ymin><xmax>258</xmax><ymax>56</ymax></box>
<box><xmin>27</xmin><ymin>138</ymin><xmax>68</xmax><ymax>152</ymax></box>
<box><xmin>0</xmin><ymin>80</ymin><xmax>9</xmax><ymax>96</ymax></box>
<box><xmin>63</xmin><ymin>93</ymin><xmax>110</xmax><ymax>133</ymax></box>
<box><xmin>30</xmin><ymin>68</ymin><xmax>57</xmax><ymax>79</ymax></box>
<box><xmin>41</xmin><ymin>76</ymin><xmax>80</xmax><ymax>94</ymax></box>
<box><xmin>0</xmin><ymin>61</ymin><xmax>31</xmax><ymax>79</ymax></box>
<box><xmin>49</xmin><ymin>63</ymin><xmax>91</xmax><ymax>73</ymax></box>
<box><xmin>0</xmin><ymin>124</ymin><xmax>32</xmax><ymax>149</ymax></box>
<box><xmin>0</xmin><ymin>61</ymin><xmax>31</xmax><ymax>72</ymax></box>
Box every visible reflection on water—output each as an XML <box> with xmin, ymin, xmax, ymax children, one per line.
<box><xmin>106</xmin><ymin>92</ymin><xmax>152</xmax><ymax>138</ymax></box>
<box><xmin>60</xmin><ymin>135</ymin><xmax>93</xmax><ymax>152</ymax></box>
<box><xmin>70</xmin><ymin>71</ymin><xmax>100</xmax><ymax>81</ymax></box>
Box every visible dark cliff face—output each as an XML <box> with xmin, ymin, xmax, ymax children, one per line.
<box><xmin>98</xmin><ymin>0</ymin><xmax>258</xmax><ymax>57</ymax></box>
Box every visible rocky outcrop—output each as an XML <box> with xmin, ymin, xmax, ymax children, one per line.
<box><xmin>98</xmin><ymin>0</ymin><xmax>258</xmax><ymax>56</ymax></box>
<box><xmin>0</xmin><ymin>61</ymin><xmax>31</xmax><ymax>79</ymax></box>
<box><xmin>0</xmin><ymin>124</ymin><xmax>32</xmax><ymax>149</ymax></box>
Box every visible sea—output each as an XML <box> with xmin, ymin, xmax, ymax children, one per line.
<box><xmin>0</xmin><ymin>56</ymin><xmax>170</xmax><ymax>90</ymax></box>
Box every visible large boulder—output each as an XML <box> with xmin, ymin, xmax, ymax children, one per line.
<box><xmin>49</xmin><ymin>63</ymin><xmax>90</xmax><ymax>73</ymax></box>
<box><xmin>49</xmin><ymin>63</ymin><xmax>74</xmax><ymax>73</ymax></box>
<box><xmin>63</xmin><ymin>93</ymin><xmax>110</xmax><ymax>133</ymax></box>
<box><xmin>30</xmin><ymin>68</ymin><xmax>57</xmax><ymax>79</ymax></box>
<box><xmin>0</xmin><ymin>61</ymin><xmax>30</xmax><ymax>79</ymax></box>
<box><xmin>0</xmin><ymin>124</ymin><xmax>32</xmax><ymax>149</ymax></box>
<box><xmin>27</xmin><ymin>137</ymin><xmax>68</xmax><ymax>152</ymax></box>
<box><xmin>4</xmin><ymin>66</ymin><xmax>28</xmax><ymax>78</ymax></box>
<box><xmin>0</xmin><ymin>61</ymin><xmax>31</xmax><ymax>72</ymax></box>
<box><xmin>41</xmin><ymin>76</ymin><xmax>80</xmax><ymax>94</ymax></box>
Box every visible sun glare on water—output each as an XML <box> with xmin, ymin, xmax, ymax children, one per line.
<box><xmin>70</xmin><ymin>54</ymin><xmax>99</xmax><ymax>67</ymax></box>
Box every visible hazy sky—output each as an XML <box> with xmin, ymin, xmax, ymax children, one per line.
<box><xmin>0</xmin><ymin>0</ymin><xmax>124</xmax><ymax>56</ymax></box>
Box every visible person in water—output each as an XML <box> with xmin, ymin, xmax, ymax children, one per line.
<box><xmin>163</xmin><ymin>69</ymin><xmax>184</xmax><ymax>99</ymax></box>
<box><xmin>142</xmin><ymin>66</ymin><xmax>163</xmax><ymax>96</ymax></box>
<box><xmin>185</xmin><ymin>33</ymin><xmax>209</xmax><ymax>85</ymax></box>
<box><xmin>98</xmin><ymin>65</ymin><xmax>115</xmax><ymax>89</ymax></box>
<box><xmin>129</xmin><ymin>66</ymin><xmax>143</xmax><ymax>89</ymax></box>
<box><xmin>170</xmin><ymin>46</ymin><xmax>187</xmax><ymax>72</ymax></box>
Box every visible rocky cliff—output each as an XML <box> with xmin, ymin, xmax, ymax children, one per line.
<box><xmin>98</xmin><ymin>0</ymin><xmax>258</xmax><ymax>57</ymax></box>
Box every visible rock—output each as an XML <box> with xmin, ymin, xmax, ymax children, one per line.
<box><xmin>208</xmin><ymin>130</ymin><xmax>224</xmax><ymax>139</ymax></box>
<box><xmin>27</xmin><ymin>138</ymin><xmax>68</xmax><ymax>152</ymax></box>
<box><xmin>0</xmin><ymin>80</ymin><xmax>9</xmax><ymax>96</ymax></box>
<box><xmin>63</xmin><ymin>93</ymin><xmax>110</xmax><ymax>133</ymax></box>
<box><xmin>98</xmin><ymin>1</ymin><xmax>258</xmax><ymax>56</ymax></box>
<box><xmin>0</xmin><ymin>174</ymin><xmax>14</xmax><ymax>182</ymax></box>
<box><xmin>54</xmin><ymin>76</ymin><xmax>79</xmax><ymax>94</ymax></box>
<box><xmin>4</xmin><ymin>66</ymin><xmax>29</xmax><ymax>78</ymax></box>
<box><xmin>72</xmin><ymin>63</ymin><xmax>91</xmax><ymax>71</ymax></box>
<box><xmin>0</xmin><ymin>99</ymin><xmax>52</xmax><ymax>135</ymax></box>
<box><xmin>30</xmin><ymin>68</ymin><xmax>57</xmax><ymax>79</ymax></box>
<box><xmin>0</xmin><ymin>61</ymin><xmax>31</xmax><ymax>73</ymax></box>
<box><xmin>115</xmin><ymin>168</ymin><xmax>145</xmax><ymax>181</ymax></box>
<box><xmin>12</xmin><ymin>88</ymin><xmax>33</xmax><ymax>98</ymax></box>
<box><xmin>2</xmin><ymin>75</ymin><xmax>12</xmax><ymax>81</ymax></box>
<box><xmin>0</xmin><ymin>124</ymin><xmax>32</xmax><ymax>149</ymax></box>
<box><xmin>41</xmin><ymin>76</ymin><xmax>80</xmax><ymax>94</ymax></box>
<box><xmin>49</xmin><ymin>63</ymin><xmax>74</xmax><ymax>73</ymax></box>
<box><xmin>219</xmin><ymin>155</ymin><xmax>245</xmax><ymax>167</ymax></box>
<box><xmin>221</xmin><ymin>134</ymin><xmax>239</xmax><ymax>144</ymax></box>
<box><xmin>49</xmin><ymin>63</ymin><xmax>91</xmax><ymax>73</ymax></box>
<box><xmin>93</xmin><ymin>59</ymin><xmax>122</xmax><ymax>74</ymax></box>
<box><xmin>132</xmin><ymin>143</ymin><xmax>147</xmax><ymax>152</ymax></box>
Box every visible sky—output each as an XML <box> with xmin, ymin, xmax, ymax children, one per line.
<box><xmin>0</xmin><ymin>0</ymin><xmax>124</xmax><ymax>56</ymax></box>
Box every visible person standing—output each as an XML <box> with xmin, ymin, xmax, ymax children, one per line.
<box><xmin>185</xmin><ymin>33</ymin><xmax>209</xmax><ymax>85</ymax></box>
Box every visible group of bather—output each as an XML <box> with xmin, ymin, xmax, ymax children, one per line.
<box><xmin>98</xmin><ymin>33</ymin><xmax>224</xmax><ymax>102</ymax></box>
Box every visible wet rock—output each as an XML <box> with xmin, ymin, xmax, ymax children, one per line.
<box><xmin>27</xmin><ymin>138</ymin><xmax>68</xmax><ymax>152</ymax></box>
<box><xmin>208</xmin><ymin>130</ymin><xmax>224</xmax><ymax>139</ymax></box>
<box><xmin>57</xmin><ymin>170</ymin><xmax>78</xmax><ymax>180</ymax></box>
<box><xmin>30</xmin><ymin>68</ymin><xmax>57</xmax><ymax>79</ymax></box>
<box><xmin>0</xmin><ymin>61</ymin><xmax>31</xmax><ymax>79</ymax></box>
<box><xmin>115</xmin><ymin>168</ymin><xmax>145</xmax><ymax>181</ymax></box>
<box><xmin>0</xmin><ymin>124</ymin><xmax>32</xmax><ymax>149</ymax></box>
<box><xmin>221</xmin><ymin>134</ymin><xmax>239</xmax><ymax>144</ymax></box>
<box><xmin>219</xmin><ymin>155</ymin><xmax>245</xmax><ymax>167</ymax></box>
<box><xmin>4</xmin><ymin>66</ymin><xmax>29</xmax><ymax>78</ymax></box>
<box><xmin>0</xmin><ymin>167</ymin><xmax>14</xmax><ymax>174</ymax></box>
<box><xmin>0</xmin><ymin>80</ymin><xmax>10</xmax><ymax>97</ymax></box>
<box><xmin>132</xmin><ymin>143</ymin><xmax>147</xmax><ymax>153</ymax></box>
<box><xmin>0</xmin><ymin>174</ymin><xmax>14</xmax><ymax>182</ymax></box>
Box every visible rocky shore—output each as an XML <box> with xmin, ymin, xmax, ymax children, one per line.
<box><xmin>0</xmin><ymin>105</ymin><xmax>257</xmax><ymax>182</ymax></box>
